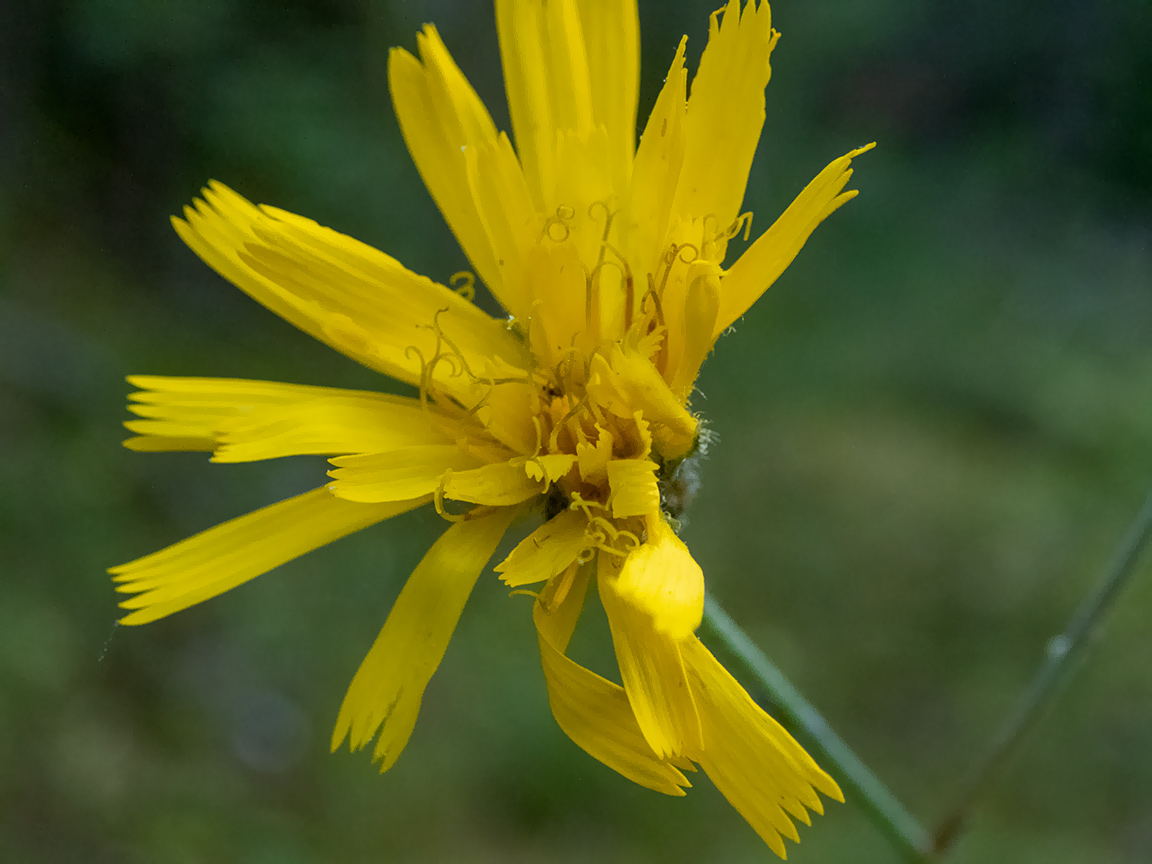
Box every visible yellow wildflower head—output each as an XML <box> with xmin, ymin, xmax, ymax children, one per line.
<box><xmin>112</xmin><ymin>0</ymin><xmax>869</xmax><ymax>856</ymax></box>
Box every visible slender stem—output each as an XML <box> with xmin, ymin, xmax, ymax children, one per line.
<box><xmin>701</xmin><ymin>594</ymin><xmax>932</xmax><ymax>861</ymax></box>
<box><xmin>928</xmin><ymin>493</ymin><xmax>1152</xmax><ymax>855</ymax></box>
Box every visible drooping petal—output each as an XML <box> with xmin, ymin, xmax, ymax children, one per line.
<box><xmin>495</xmin><ymin>508</ymin><xmax>588</xmax><ymax>587</ymax></box>
<box><xmin>122</xmin><ymin>376</ymin><xmax>446</xmax><ymax>461</ymax></box>
<box><xmin>682</xmin><ymin>636</ymin><xmax>844</xmax><ymax>857</ymax></box>
<box><xmin>534</xmin><ymin>561</ymin><xmax>588</xmax><ymax>652</ymax></box>
<box><xmin>331</xmin><ymin>506</ymin><xmax>516</xmax><ymax>771</ymax></box>
<box><xmin>327</xmin><ymin>445</ymin><xmax>486</xmax><ymax>503</ymax></box>
<box><xmin>110</xmin><ymin>489</ymin><xmax>425</xmax><ymax>625</ymax></box>
<box><xmin>612</xmin><ymin>519</ymin><xmax>704</xmax><ymax>640</ymax></box>
<box><xmin>674</xmin><ymin>0</ymin><xmax>777</xmax><ymax>235</ymax></box>
<box><xmin>533</xmin><ymin>564</ymin><xmax>691</xmax><ymax>795</ymax></box>
<box><xmin>599</xmin><ymin>550</ymin><xmax>702</xmax><ymax>759</ymax></box>
<box><xmin>715</xmin><ymin>144</ymin><xmax>875</xmax><ymax>336</ymax></box>
<box><xmin>172</xmin><ymin>183</ymin><xmax>526</xmax><ymax>403</ymax></box>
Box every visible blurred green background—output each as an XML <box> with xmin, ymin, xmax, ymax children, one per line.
<box><xmin>3</xmin><ymin>0</ymin><xmax>1152</xmax><ymax>861</ymax></box>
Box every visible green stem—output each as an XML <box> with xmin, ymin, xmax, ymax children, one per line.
<box><xmin>927</xmin><ymin>493</ymin><xmax>1152</xmax><ymax>855</ymax></box>
<box><xmin>701</xmin><ymin>594</ymin><xmax>932</xmax><ymax>861</ymax></box>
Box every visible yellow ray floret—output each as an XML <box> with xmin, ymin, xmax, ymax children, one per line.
<box><xmin>172</xmin><ymin>182</ymin><xmax>526</xmax><ymax>402</ymax></box>
<box><xmin>716</xmin><ymin>143</ymin><xmax>877</xmax><ymax>336</ymax></box>
<box><xmin>683</xmin><ymin>636</ymin><xmax>844</xmax><ymax>857</ymax></box>
<box><xmin>389</xmin><ymin>26</ymin><xmax>538</xmax><ymax>319</ymax></box>
<box><xmin>611</xmin><ymin>519</ymin><xmax>705</xmax><ymax>640</ymax></box>
<box><xmin>674</xmin><ymin>0</ymin><xmax>777</xmax><ymax>233</ymax></box>
<box><xmin>123</xmin><ymin>375</ymin><xmax>448</xmax><ymax>460</ymax></box>
<box><xmin>110</xmin><ymin>489</ymin><xmax>426</xmax><ymax>625</ymax></box>
<box><xmin>599</xmin><ymin>550</ymin><xmax>703</xmax><ymax>760</ymax></box>
<box><xmin>443</xmin><ymin>460</ymin><xmax>548</xmax><ymax>507</ymax></box>
<box><xmin>606</xmin><ymin>458</ymin><xmax>660</xmax><ymax>518</ymax></box>
<box><xmin>533</xmin><ymin>564</ymin><xmax>692</xmax><ymax>796</ymax></box>
<box><xmin>331</xmin><ymin>507</ymin><xmax>516</xmax><ymax>771</ymax></box>
<box><xmin>496</xmin><ymin>508</ymin><xmax>589</xmax><ymax>587</ymax></box>
<box><xmin>327</xmin><ymin>446</ymin><xmax>487</xmax><ymax>503</ymax></box>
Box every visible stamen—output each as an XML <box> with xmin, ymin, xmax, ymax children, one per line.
<box><xmin>449</xmin><ymin>271</ymin><xmax>476</xmax><ymax>301</ymax></box>
<box><xmin>725</xmin><ymin>211</ymin><xmax>754</xmax><ymax>243</ymax></box>
<box><xmin>584</xmin><ymin>266</ymin><xmax>599</xmax><ymax>339</ymax></box>
<box><xmin>460</xmin><ymin>385</ymin><xmax>493</xmax><ymax>421</ymax></box>
<box><xmin>530</xmin><ymin>415</ymin><xmax>544</xmax><ymax>458</ymax></box>
<box><xmin>625</xmin><ymin>269</ymin><xmax>635</xmax><ymax>331</ymax></box>
<box><xmin>588</xmin><ymin>201</ymin><xmax>617</xmax><ymax>272</ymax></box>
<box><xmin>428</xmin><ymin>308</ymin><xmax>475</xmax><ymax>380</ymax></box>
<box><xmin>549</xmin><ymin>391</ymin><xmax>591</xmax><ymax>453</ymax></box>
<box><xmin>404</xmin><ymin>345</ymin><xmax>432</xmax><ymax>413</ymax></box>
<box><xmin>641</xmin><ymin>273</ymin><xmax>666</xmax><ymax>328</ymax></box>
<box><xmin>701</xmin><ymin>213</ymin><xmax>719</xmax><ymax>255</ymax></box>
<box><xmin>675</xmin><ymin>242</ymin><xmax>700</xmax><ymax>265</ymax></box>
<box><xmin>433</xmin><ymin>473</ymin><xmax>466</xmax><ymax>523</ymax></box>
<box><xmin>569</xmin><ymin>492</ymin><xmax>610</xmax><ymax>515</ymax></box>
<box><xmin>542</xmin><ymin>204</ymin><xmax>575</xmax><ymax>243</ymax></box>
<box><xmin>613</xmin><ymin>529</ymin><xmax>641</xmax><ymax>553</ymax></box>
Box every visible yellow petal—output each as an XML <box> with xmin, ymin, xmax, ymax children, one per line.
<box><xmin>533</xmin><ymin>565</ymin><xmax>691</xmax><ymax>796</ymax></box>
<box><xmin>120</xmin><ymin>375</ymin><xmax>448</xmax><ymax>461</ymax></box>
<box><xmin>715</xmin><ymin>144</ymin><xmax>875</xmax><ymax>336</ymax></box>
<box><xmin>682</xmin><ymin>636</ymin><xmax>843</xmax><ymax>857</ymax></box>
<box><xmin>574</xmin><ymin>0</ymin><xmax>639</xmax><ymax>192</ymax></box>
<box><xmin>525</xmin><ymin>453</ymin><xmax>577</xmax><ymax>484</ymax></box>
<box><xmin>587</xmin><ymin>345</ymin><xmax>697</xmax><ymax>459</ymax></box>
<box><xmin>328</xmin><ymin>445</ymin><xmax>484</xmax><ymax>503</ymax></box>
<box><xmin>523</xmin><ymin>242</ymin><xmax>591</xmax><ymax>368</ymax></box>
<box><xmin>442</xmin><ymin>460</ymin><xmax>546</xmax><ymax>507</ymax></box>
<box><xmin>110</xmin><ymin>489</ymin><xmax>424</xmax><ymax>625</ymax></box>
<box><xmin>122</xmin><ymin>375</ymin><xmax>346</xmax><ymax>452</ymax></box>
<box><xmin>575</xmin><ymin>423</ymin><xmax>614</xmax><ymax>483</ymax></box>
<box><xmin>534</xmin><ymin>561</ymin><xmax>588</xmax><ymax>651</ymax></box>
<box><xmin>667</xmin><ymin>262</ymin><xmax>721</xmax><ymax>401</ymax></box>
<box><xmin>551</xmin><ymin>125</ymin><xmax>619</xmax><ymax>280</ymax></box>
<box><xmin>212</xmin><ymin>395</ymin><xmax>443</xmax><ymax>463</ymax></box>
<box><xmin>606</xmin><ymin>458</ymin><xmax>660</xmax><ymax>519</ymax></box>
<box><xmin>495</xmin><ymin>508</ymin><xmax>588</xmax><ymax>587</ymax></box>
<box><xmin>463</xmin><ymin>133</ymin><xmax>539</xmax><ymax>319</ymax></box>
<box><xmin>387</xmin><ymin>28</ymin><xmax>529</xmax><ymax>314</ymax></box>
<box><xmin>614</xmin><ymin>519</ymin><xmax>704</xmax><ymax>640</ymax></box>
<box><xmin>497</xmin><ymin>0</ymin><xmax>588</xmax><ymax>209</ymax></box>
<box><xmin>172</xmin><ymin>183</ymin><xmax>526</xmax><ymax>403</ymax></box>
<box><xmin>468</xmin><ymin>378</ymin><xmax>541</xmax><ymax>457</ymax></box>
<box><xmin>624</xmin><ymin>35</ymin><xmax>687</xmax><ymax>288</ymax></box>
<box><xmin>674</xmin><ymin>0</ymin><xmax>777</xmax><ymax>234</ymax></box>
<box><xmin>331</xmin><ymin>506</ymin><xmax>516</xmax><ymax>771</ymax></box>
<box><xmin>599</xmin><ymin>552</ymin><xmax>702</xmax><ymax>758</ymax></box>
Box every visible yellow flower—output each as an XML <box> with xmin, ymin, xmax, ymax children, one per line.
<box><xmin>112</xmin><ymin>0</ymin><xmax>869</xmax><ymax>854</ymax></box>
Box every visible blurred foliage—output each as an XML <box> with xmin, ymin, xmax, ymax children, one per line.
<box><xmin>3</xmin><ymin>0</ymin><xmax>1152</xmax><ymax>861</ymax></box>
